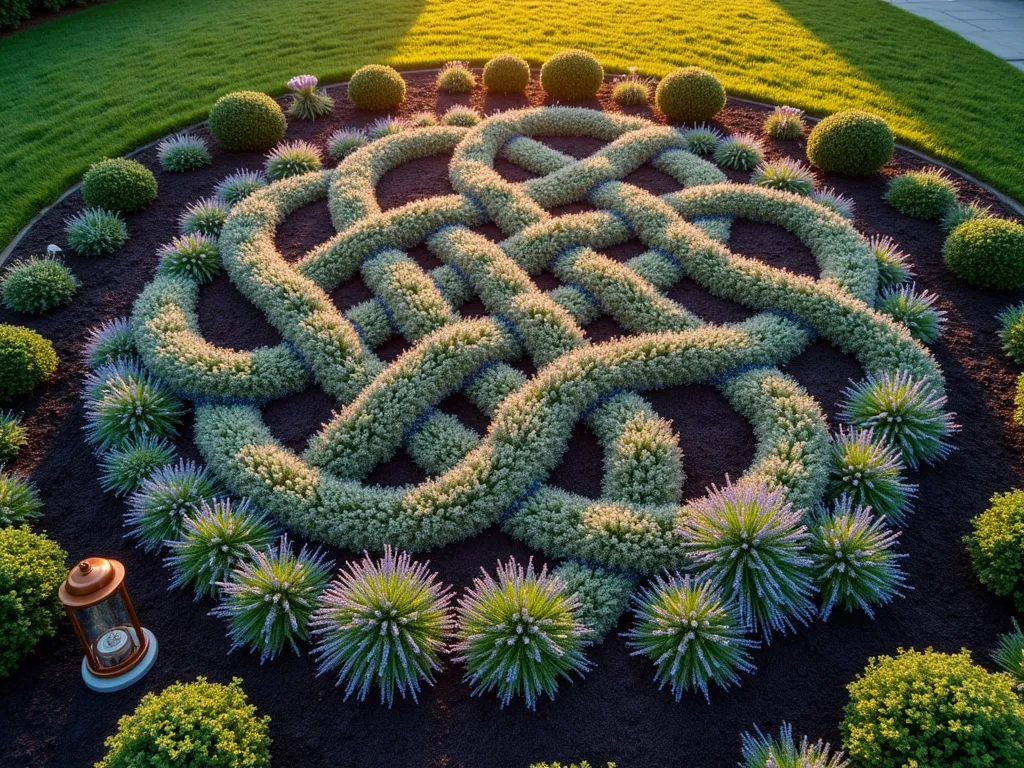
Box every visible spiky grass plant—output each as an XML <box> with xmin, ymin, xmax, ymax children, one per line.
<box><xmin>83</xmin><ymin>359</ymin><xmax>183</xmax><ymax>451</ymax></box>
<box><xmin>441</xmin><ymin>105</ymin><xmax>481</xmax><ymax>127</ymax></box>
<box><xmin>178</xmin><ymin>197</ymin><xmax>229</xmax><ymax>237</ymax></box>
<box><xmin>83</xmin><ymin>317</ymin><xmax>135</xmax><ymax>368</ymax></box>
<box><xmin>875</xmin><ymin>283</ymin><xmax>945</xmax><ymax>345</ymax></box>
<box><xmin>741</xmin><ymin>722</ymin><xmax>849</xmax><ymax>768</ymax></box>
<box><xmin>884</xmin><ymin>168</ymin><xmax>957</xmax><ymax>220</ymax></box>
<box><xmin>158</xmin><ymin>233</ymin><xmax>221</xmax><ymax>282</ymax></box>
<box><xmin>992</xmin><ymin>618</ymin><xmax>1024</xmax><ymax>691</ymax></box>
<box><xmin>213</xmin><ymin>534</ymin><xmax>333</xmax><ymax>663</ymax></box>
<box><xmin>310</xmin><ymin>547</ymin><xmax>454</xmax><ymax>706</ymax></box>
<box><xmin>327</xmin><ymin>128</ymin><xmax>369</xmax><ymax>161</ymax></box>
<box><xmin>714</xmin><ymin>133</ymin><xmax>765</xmax><ymax>171</ymax></box>
<box><xmin>612</xmin><ymin>68</ymin><xmax>653</xmax><ymax>106</ymax></box>
<box><xmin>623</xmin><ymin>574</ymin><xmax>756</xmax><ymax>701</ymax></box>
<box><xmin>64</xmin><ymin>207</ymin><xmax>129</xmax><ymax>256</ymax></box>
<box><xmin>126</xmin><ymin>460</ymin><xmax>221</xmax><ymax>551</ymax></box>
<box><xmin>941</xmin><ymin>199</ymin><xmax>992</xmax><ymax>234</ymax></box>
<box><xmin>366</xmin><ymin>117</ymin><xmax>406</xmax><ymax>141</ymax></box>
<box><xmin>454</xmin><ymin>557</ymin><xmax>592</xmax><ymax>709</ymax></box>
<box><xmin>827</xmin><ymin>427</ymin><xmax>916</xmax><ymax>525</ymax></box>
<box><xmin>157</xmin><ymin>133</ymin><xmax>211</xmax><ymax>172</ymax></box>
<box><xmin>750</xmin><ymin>158</ymin><xmax>815</xmax><ymax>196</ymax></box>
<box><xmin>681</xmin><ymin>124</ymin><xmax>722</xmax><ymax>156</ymax></box>
<box><xmin>0</xmin><ymin>472</ymin><xmax>43</xmax><ymax>527</ymax></box>
<box><xmin>286</xmin><ymin>74</ymin><xmax>334</xmax><ymax>120</ymax></box>
<box><xmin>436</xmin><ymin>61</ymin><xmax>476</xmax><ymax>93</ymax></box>
<box><xmin>1</xmin><ymin>256</ymin><xmax>80</xmax><ymax>314</ymax></box>
<box><xmin>678</xmin><ymin>480</ymin><xmax>816</xmax><ymax>642</ymax></box>
<box><xmin>264</xmin><ymin>140</ymin><xmax>322</xmax><ymax>181</ymax></box>
<box><xmin>867</xmin><ymin>234</ymin><xmax>913</xmax><ymax>289</ymax></box>
<box><xmin>165</xmin><ymin>498</ymin><xmax>278</xmax><ymax>599</ymax></box>
<box><xmin>408</xmin><ymin>111</ymin><xmax>439</xmax><ymax>128</ymax></box>
<box><xmin>0</xmin><ymin>410</ymin><xmax>26</xmax><ymax>464</ymax></box>
<box><xmin>840</xmin><ymin>371</ymin><xmax>957</xmax><ymax>469</ymax></box>
<box><xmin>997</xmin><ymin>303</ymin><xmax>1024</xmax><ymax>365</ymax></box>
<box><xmin>812</xmin><ymin>188</ymin><xmax>856</xmax><ymax>220</ymax></box>
<box><xmin>808</xmin><ymin>498</ymin><xmax>906</xmax><ymax>620</ymax></box>
<box><xmin>98</xmin><ymin>435</ymin><xmax>176</xmax><ymax>496</ymax></box>
<box><xmin>213</xmin><ymin>170</ymin><xmax>267</xmax><ymax>207</ymax></box>
<box><xmin>763</xmin><ymin>106</ymin><xmax>804</xmax><ymax>140</ymax></box>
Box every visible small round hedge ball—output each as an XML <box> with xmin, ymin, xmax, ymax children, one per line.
<box><xmin>807</xmin><ymin>110</ymin><xmax>893</xmax><ymax>176</ymax></box>
<box><xmin>540</xmin><ymin>50</ymin><xmax>604</xmax><ymax>101</ymax></box>
<box><xmin>944</xmin><ymin>217</ymin><xmax>1024</xmax><ymax>290</ymax></box>
<box><xmin>0</xmin><ymin>324</ymin><xmax>58</xmax><ymax>402</ymax></box>
<box><xmin>348</xmin><ymin>65</ymin><xmax>406</xmax><ymax>111</ymax></box>
<box><xmin>482</xmin><ymin>54</ymin><xmax>531</xmax><ymax>93</ymax></box>
<box><xmin>208</xmin><ymin>91</ymin><xmax>286</xmax><ymax>151</ymax></box>
<box><xmin>655</xmin><ymin>67</ymin><xmax>726</xmax><ymax>123</ymax></box>
<box><xmin>81</xmin><ymin>158</ymin><xmax>157</xmax><ymax>214</ymax></box>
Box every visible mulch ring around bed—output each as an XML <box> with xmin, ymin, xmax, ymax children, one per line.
<box><xmin>1</xmin><ymin>70</ymin><xmax>1022</xmax><ymax>768</ymax></box>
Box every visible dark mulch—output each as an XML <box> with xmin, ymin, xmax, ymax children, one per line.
<box><xmin>1</xmin><ymin>71</ymin><xmax>1021</xmax><ymax>768</ymax></box>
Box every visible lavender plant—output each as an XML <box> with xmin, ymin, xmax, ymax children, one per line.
<box><xmin>750</xmin><ymin>158</ymin><xmax>816</xmax><ymax>196</ymax></box>
<box><xmin>875</xmin><ymin>284</ymin><xmax>945</xmax><ymax>345</ymax></box>
<box><xmin>763</xmin><ymin>106</ymin><xmax>804</xmax><ymax>140</ymax></box>
<box><xmin>213</xmin><ymin>170</ymin><xmax>267</xmax><ymax>207</ymax></box>
<box><xmin>992</xmin><ymin>618</ymin><xmax>1024</xmax><ymax>690</ymax></box>
<box><xmin>178</xmin><ymin>197</ymin><xmax>229</xmax><ymax>237</ymax></box>
<box><xmin>327</xmin><ymin>128</ymin><xmax>368</xmax><ymax>161</ymax></box>
<box><xmin>126</xmin><ymin>460</ymin><xmax>222</xmax><ymax>551</ymax></box>
<box><xmin>366</xmin><ymin>117</ymin><xmax>406</xmax><ymax>140</ymax></box>
<box><xmin>286</xmin><ymin>74</ymin><xmax>334</xmax><ymax>120</ymax></box>
<box><xmin>868</xmin><ymin>235</ymin><xmax>913</xmax><ymax>288</ymax></box>
<box><xmin>681</xmin><ymin>124</ymin><xmax>722</xmax><ymax>155</ymax></box>
<box><xmin>83</xmin><ymin>359</ymin><xmax>183</xmax><ymax>451</ymax></box>
<box><xmin>264</xmin><ymin>141</ymin><xmax>322</xmax><ymax>181</ymax></box>
<box><xmin>310</xmin><ymin>547</ymin><xmax>454</xmax><ymax>706</ymax></box>
<box><xmin>0</xmin><ymin>410</ymin><xmax>26</xmax><ymax>464</ymax></box>
<box><xmin>812</xmin><ymin>188</ymin><xmax>856</xmax><ymax>220</ymax></box>
<box><xmin>83</xmin><ymin>317</ymin><xmax>135</xmax><ymax>369</ymax></box>
<box><xmin>677</xmin><ymin>480</ymin><xmax>816</xmax><ymax>642</ymax></box>
<box><xmin>454</xmin><ymin>557</ymin><xmax>592</xmax><ymax>709</ymax></box>
<box><xmin>827</xmin><ymin>427</ymin><xmax>916</xmax><ymax>525</ymax></box>
<box><xmin>741</xmin><ymin>722</ymin><xmax>849</xmax><ymax>768</ymax></box>
<box><xmin>64</xmin><ymin>207</ymin><xmax>128</xmax><ymax>256</ymax></box>
<box><xmin>158</xmin><ymin>233</ymin><xmax>221</xmax><ymax>282</ymax></box>
<box><xmin>157</xmin><ymin>133</ymin><xmax>211</xmax><ymax>172</ymax></box>
<box><xmin>623</xmin><ymin>574</ymin><xmax>757</xmax><ymax>701</ymax></box>
<box><xmin>436</xmin><ymin>61</ymin><xmax>476</xmax><ymax>93</ymax></box>
<box><xmin>714</xmin><ymin>134</ymin><xmax>765</xmax><ymax>171</ymax></box>
<box><xmin>0</xmin><ymin>472</ymin><xmax>43</xmax><ymax>527</ymax></box>
<box><xmin>98</xmin><ymin>435</ymin><xmax>176</xmax><ymax>496</ymax></box>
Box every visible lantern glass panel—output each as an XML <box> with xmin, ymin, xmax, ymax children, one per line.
<box><xmin>73</xmin><ymin>590</ymin><xmax>139</xmax><ymax>669</ymax></box>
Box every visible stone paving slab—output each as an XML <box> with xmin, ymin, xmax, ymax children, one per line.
<box><xmin>885</xmin><ymin>0</ymin><xmax>1024</xmax><ymax>69</ymax></box>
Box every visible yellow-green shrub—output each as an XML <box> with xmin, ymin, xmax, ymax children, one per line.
<box><xmin>348</xmin><ymin>64</ymin><xmax>406</xmax><ymax>111</ymax></box>
<box><xmin>655</xmin><ymin>67</ymin><xmax>725</xmax><ymax>123</ymax></box>
<box><xmin>540</xmin><ymin>50</ymin><xmax>604</xmax><ymax>100</ymax></box>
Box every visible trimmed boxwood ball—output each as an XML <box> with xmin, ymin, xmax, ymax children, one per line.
<box><xmin>655</xmin><ymin>67</ymin><xmax>726</xmax><ymax>123</ymax></box>
<box><xmin>0</xmin><ymin>324</ymin><xmax>58</xmax><ymax>402</ymax></box>
<box><xmin>885</xmin><ymin>169</ymin><xmax>958</xmax><ymax>220</ymax></box>
<box><xmin>841</xmin><ymin>648</ymin><xmax>1024</xmax><ymax>767</ymax></box>
<box><xmin>81</xmin><ymin>158</ymin><xmax>157</xmax><ymax>213</ymax></box>
<box><xmin>540</xmin><ymin>50</ymin><xmax>604</xmax><ymax>101</ymax></box>
<box><xmin>807</xmin><ymin>110</ymin><xmax>894</xmax><ymax>176</ymax></box>
<box><xmin>0</xmin><ymin>526</ymin><xmax>67</xmax><ymax>677</ymax></box>
<box><xmin>482</xmin><ymin>54</ymin><xmax>531</xmax><ymax>93</ymax></box>
<box><xmin>944</xmin><ymin>217</ymin><xmax>1024</xmax><ymax>290</ymax></box>
<box><xmin>348</xmin><ymin>64</ymin><xmax>406</xmax><ymax>111</ymax></box>
<box><xmin>965</xmin><ymin>489</ymin><xmax>1024</xmax><ymax>611</ymax></box>
<box><xmin>208</xmin><ymin>91</ymin><xmax>286</xmax><ymax>151</ymax></box>
<box><xmin>95</xmin><ymin>677</ymin><xmax>271</xmax><ymax>768</ymax></box>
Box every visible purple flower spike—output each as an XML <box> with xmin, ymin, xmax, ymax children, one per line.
<box><xmin>288</xmin><ymin>74</ymin><xmax>319</xmax><ymax>92</ymax></box>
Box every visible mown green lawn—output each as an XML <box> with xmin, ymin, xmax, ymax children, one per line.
<box><xmin>1</xmin><ymin>0</ymin><xmax>1023</xmax><ymax>248</ymax></box>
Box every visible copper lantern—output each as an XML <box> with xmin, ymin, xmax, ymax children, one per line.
<box><xmin>58</xmin><ymin>557</ymin><xmax>158</xmax><ymax>692</ymax></box>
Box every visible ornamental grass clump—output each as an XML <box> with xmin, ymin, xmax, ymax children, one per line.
<box><xmin>83</xmin><ymin>358</ymin><xmax>183</xmax><ymax>451</ymax></box>
<box><xmin>64</xmin><ymin>207</ymin><xmax>128</xmax><ymax>256</ymax></box>
<box><xmin>0</xmin><ymin>411</ymin><xmax>26</xmax><ymax>463</ymax></box>
<box><xmin>208</xmin><ymin>91</ymin><xmax>286</xmax><ymax>151</ymax></box>
<box><xmin>1</xmin><ymin>256</ymin><xmax>80</xmax><ymax>314</ymax></box>
<box><xmin>840</xmin><ymin>649</ymin><xmax>1024</xmax><ymax>768</ymax></box>
<box><xmin>81</xmin><ymin>157</ymin><xmax>157</xmax><ymax>213</ymax></box>
<box><xmin>348</xmin><ymin>64</ymin><xmax>406</xmax><ymax>111</ymax></box>
<box><xmin>677</xmin><ymin>480</ymin><xmax>816</xmax><ymax>642</ymax></box>
<box><xmin>812</xmin><ymin>188</ymin><xmax>856</xmax><ymax>220</ymax></box>
<box><xmin>965</xmin><ymin>489</ymin><xmax>1024</xmax><ymax>611</ymax></box>
<box><xmin>623</xmin><ymin>573</ymin><xmax>756</xmax><ymax>701</ymax></box>
<box><xmin>992</xmin><ymin>619</ymin><xmax>1024</xmax><ymax>690</ymax></box>
<box><xmin>807</xmin><ymin>498</ymin><xmax>905</xmax><ymax>620</ymax></box>
<box><xmin>0</xmin><ymin>324</ymin><xmax>58</xmax><ymax>402</ymax></box>
<box><xmin>868</xmin><ymin>234</ymin><xmax>913</xmax><ymax>288</ymax></box>
<box><xmin>997</xmin><ymin>303</ymin><xmax>1024</xmax><ymax>364</ymax></box>
<box><xmin>178</xmin><ymin>197</ymin><xmax>229</xmax><ymax>237</ymax></box>
<box><xmin>611</xmin><ymin>68</ymin><xmax>652</xmax><ymax>106</ymax></box>
<box><xmin>264</xmin><ymin>140</ymin><xmax>322</xmax><ymax>181</ymax></box>
<box><xmin>763</xmin><ymin>106</ymin><xmax>805</xmax><ymax>140</ymax></box>
<box><xmin>741</xmin><ymin>722</ymin><xmax>849</xmax><ymax>768</ymax></box>
<box><xmin>213</xmin><ymin>169</ymin><xmax>267</xmax><ymax>207</ymax></box>
<box><xmin>875</xmin><ymin>283</ymin><xmax>945</xmax><ymax>345</ymax></box>
<box><xmin>807</xmin><ymin>110</ymin><xmax>893</xmax><ymax>176</ymax></box>
<box><xmin>714</xmin><ymin>134</ymin><xmax>765</xmax><ymax>171</ymax></box>
<box><xmin>681</xmin><ymin>124</ymin><xmax>722</xmax><ymax>156</ymax></box>
<box><xmin>214</xmin><ymin>534</ymin><xmax>333</xmax><ymax>663</ymax></box>
<box><xmin>327</xmin><ymin>128</ymin><xmax>368</xmax><ymax>160</ymax></box>
<box><xmin>286</xmin><ymin>74</ymin><xmax>334</xmax><ymax>120</ymax></box>
<box><xmin>95</xmin><ymin>677</ymin><xmax>271</xmax><ymax>768</ymax></box>
<box><xmin>310</xmin><ymin>547</ymin><xmax>454</xmax><ymax>706</ymax></box>
<box><xmin>885</xmin><ymin>169</ymin><xmax>958</xmax><ymax>220</ymax></box>
<box><xmin>941</xmin><ymin>200</ymin><xmax>992</xmax><ymax>233</ymax></box>
<box><xmin>944</xmin><ymin>217</ymin><xmax>1024</xmax><ymax>290</ymax></box>
<box><xmin>540</xmin><ymin>49</ymin><xmax>604</xmax><ymax>101</ymax></box>
<box><xmin>158</xmin><ymin>233</ymin><xmax>220</xmax><ymax>282</ymax></box>
<box><xmin>409</xmin><ymin>111</ymin><xmax>439</xmax><ymax>127</ymax></box>
<box><xmin>165</xmin><ymin>498</ymin><xmax>278</xmax><ymax>598</ymax></box>
<box><xmin>454</xmin><ymin>557</ymin><xmax>592</xmax><ymax>709</ymax></box>
<box><xmin>482</xmin><ymin>54</ymin><xmax>531</xmax><ymax>93</ymax></box>
<box><xmin>126</xmin><ymin>460</ymin><xmax>221</xmax><ymax>552</ymax></box>
<box><xmin>99</xmin><ymin>435</ymin><xmax>176</xmax><ymax>496</ymax></box>
<box><xmin>436</xmin><ymin>61</ymin><xmax>476</xmax><ymax>93</ymax></box>
<box><xmin>655</xmin><ymin>67</ymin><xmax>726</xmax><ymax>122</ymax></box>
<box><xmin>827</xmin><ymin>427</ymin><xmax>916</xmax><ymax>525</ymax></box>
<box><xmin>83</xmin><ymin>317</ymin><xmax>134</xmax><ymax>369</ymax></box>
<box><xmin>441</xmin><ymin>105</ymin><xmax>480</xmax><ymax>127</ymax></box>
<box><xmin>0</xmin><ymin>472</ymin><xmax>42</xmax><ymax>527</ymax></box>
<box><xmin>156</xmin><ymin>133</ymin><xmax>211</xmax><ymax>172</ymax></box>
<box><xmin>366</xmin><ymin>117</ymin><xmax>406</xmax><ymax>140</ymax></box>
<box><xmin>840</xmin><ymin>371</ymin><xmax>957</xmax><ymax>469</ymax></box>
<box><xmin>750</xmin><ymin>158</ymin><xmax>816</xmax><ymax>196</ymax></box>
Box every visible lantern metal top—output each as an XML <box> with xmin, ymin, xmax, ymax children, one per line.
<box><xmin>59</xmin><ymin>557</ymin><xmax>125</xmax><ymax>608</ymax></box>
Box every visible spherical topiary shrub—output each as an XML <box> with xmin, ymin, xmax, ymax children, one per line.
<box><xmin>208</xmin><ymin>91</ymin><xmax>287</xmax><ymax>151</ymax></box>
<box><xmin>482</xmin><ymin>54</ymin><xmax>531</xmax><ymax>93</ymax></box>
<box><xmin>841</xmin><ymin>648</ymin><xmax>1024</xmax><ymax>768</ymax></box>
<box><xmin>655</xmin><ymin>67</ymin><xmax>726</xmax><ymax>123</ymax></box>
<box><xmin>965</xmin><ymin>489</ymin><xmax>1024</xmax><ymax>610</ymax></box>
<box><xmin>807</xmin><ymin>110</ymin><xmax>894</xmax><ymax>176</ymax></box>
<box><xmin>95</xmin><ymin>677</ymin><xmax>271</xmax><ymax>768</ymax></box>
<box><xmin>0</xmin><ymin>526</ymin><xmax>67</xmax><ymax>677</ymax></box>
<box><xmin>885</xmin><ymin>169</ymin><xmax>958</xmax><ymax>220</ymax></box>
<box><xmin>540</xmin><ymin>50</ymin><xmax>604</xmax><ymax>101</ymax></box>
<box><xmin>0</xmin><ymin>325</ymin><xmax>58</xmax><ymax>402</ymax></box>
<box><xmin>81</xmin><ymin>158</ymin><xmax>157</xmax><ymax>214</ymax></box>
<box><xmin>347</xmin><ymin>64</ymin><xmax>406</xmax><ymax>111</ymax></box>
<box><xmin>943</xmin><ymin>217</ymin><xmax>1024</xmax><ymax>290</ymax></box>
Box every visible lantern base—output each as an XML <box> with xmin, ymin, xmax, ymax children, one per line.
<box><xmin>81</xmin><ymin>628</ymin><xmax>158</xmax><ymax>693</ymax></box>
